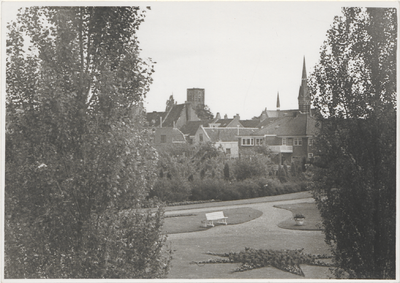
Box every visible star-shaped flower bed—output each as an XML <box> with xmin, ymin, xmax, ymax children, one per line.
<box><xmin>190</xmin><ymin>247</ymin><xmax>334</xmax><ymax>277</ymax></box>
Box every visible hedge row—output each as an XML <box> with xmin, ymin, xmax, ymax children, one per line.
<box><xmin>190</xmin><ymin>178</ymin><xmax>309</xmax><ymax>202</ymax></box>
<box><xmin>149</xmin><ymin>177</ymin><xmax>310</xmax><ymax>203</ymax></box>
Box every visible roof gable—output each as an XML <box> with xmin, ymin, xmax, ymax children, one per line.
<box><xmin>155</xmin><ymin>127</ymin><xmax>186</xmax><ymax>142</ymax></box>
<box><xmin>162</xmin><ymin>104</ymin><xmax>185</xmax><ymax>127</ymax></box>
<box><xmin>252</xmin><ymin>114</ymin><xmax>317</xmax><ymax>137</ymax></box>
<box><xmin>240</xmin><ymin>119</ymin><xmax>260</xmax><ymax>128</ymax></box>
<box><xmin>203</xmin><ymin>127</ymin><xmax>257</xmax><ymax>142</ymax></box>
<box><xmin>212</xmin><ymin>118</ymin><xmax>233</xmax><ymax>127</ymax></box>
<box><xmin>180</xmin><ymin>120</ymin><xmax>212</xmax><ymax>136</ymax></box>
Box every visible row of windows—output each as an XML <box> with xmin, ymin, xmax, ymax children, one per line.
<box><xmin>241</xmin><ymin>137</ymin><xmax>313</xmax><ymax>146</ymax></box>
<box><xmin>162</xmin><ymin>134</ymin><xmax>313</xmax><ymax>148</ymax></box>
<box><xmin>282</xmin><ymin>138</ymin><xmax>303</xmax><ymax>146</ymax></box>
<box><xmin>282</xmin><ymin>138</ymin><xmax>313</xmax><ymax>146</ymax></box>
<box><xmin>242</xmin><ymin>138</ymin><xmax>254</xmax><ymax>146</ymax></box>
<box><xmin>241</xmin><ymin>138</ymin><xmax>264</xmax><ymax>145</ymax></box>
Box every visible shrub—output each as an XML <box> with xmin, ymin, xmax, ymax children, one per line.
<box><xmin>252</xmin><ymin>177</ymin><xmax>271</xmax><ymax>197</ymax></box>
<box><xmin>233</xmin><ymin>157</ymin><xmax>268</xmax><ymax>181</ymax></box>
<box><xmin>234</xmin><ymin>179</ymin><xmax>259</xmax><ymax>199</ymax></box>
<box><xmin>265</xmin><ymin>179</ymin><xmax>283</xmax><ymax>195</ymax></box>
<box><xmin>290</xmin><ymin>162</ymin><xmax>297</xmax><ymax>177</ymax></box>
<box><xmin>218</xmin><ymin>185</ymin><xmax>242</xmax><ymax>201</ymax></box>
<box><xmin>223</xmin><ymin>163</ymin><xmax>230</xmax><ymax>180</ymax></box>
<box><xmin>277</xmin><ymin>166</ymin><xmax>288</xmax><ymax>183</ymax></box>
<box><xmin>190</xmin><ymin>179</ymin><xmax>226</xmax><ymax>201</ymax></box>
<box><xmin>149</xmin><ymin>178</ymin><xmax>191</xmax><ymax>203</ymax></box>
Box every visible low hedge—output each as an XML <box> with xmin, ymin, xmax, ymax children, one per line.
<box><xmin>149</xmin><ymin>176</ymin><xmax>310</xmax><ymax>204</ymax></box>
<box><xmin>189</xmin><ymin>178</ymin><xmax>310</xmax><ymax>202</ymax></box>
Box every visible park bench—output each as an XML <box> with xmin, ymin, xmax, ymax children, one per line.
<box><xmin>201</xmin><ymin>211</ymin><xmax>228</xmax><ymax>227</ymax></box>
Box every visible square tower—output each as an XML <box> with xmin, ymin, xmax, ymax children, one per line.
<box><xmin>186</xmin><ymin>88</ymin><xmax>205</xmax><ymax>109</ymax></box>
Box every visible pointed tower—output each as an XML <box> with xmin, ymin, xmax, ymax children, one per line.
<box><xmin>260</xmin><ymin>108</ymin><xmax>268</xmax><ymax>122</ymax></box>
<box><xmin>276</xmin><ymin>92</ymin><xmax>280</xmax><ymax>111</ymax></box>
<box><xmin>298</xmin><ymin>57</ymin><xmax>311</xmax><ymax>114</ymax></box>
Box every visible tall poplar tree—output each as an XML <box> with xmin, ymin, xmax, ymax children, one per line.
<box><xmin>309</xmin><ymin>7</ymin><xmax>396</xmax><ymax>279</ymax></box>
<box><xmin>5</xmin><ymin>7</ymin><xmax>170</xmax><ymax>278</ymax></box>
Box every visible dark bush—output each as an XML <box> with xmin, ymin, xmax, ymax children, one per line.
<box><xmin>149</xmin><ymin>178</ymin><xmax>191</xmax><ymax>203</ymax></box>
<box><xmin>155</xmin><ymin>175</ymin><xmax>312</xmax><ymax>204</ymax></box>
<box><xmin>223</xmin><ymin>163</ymin><xmax>230</xmax><ymax>180</ymax></box>
<box><xmin>190</xmin><ymin>179</ymin><xmax>225</xmax><ymax>201</ymax></box>
<box><xmin>277</xmin><ymin>166</ymin><xmax>288</xmax><ymax>183</ymax></box>
<box><xmin>218</xmin><ymin>184</ymin><xmax>242</xmax><ymax>201</ymax></box>
<box><xmin>233</xmin><ymin>158</ymin><xmax>267</xmax><ymax>181</ymax></box>
<box><xmin>299</xmin><ymin>181</ymin><xmax>309</xmax><ymax>191</ymax></box>
<box><xmin>235</xmin><ymin>179</ymin><xmax>259</xmax><ymax>199</ymax></box>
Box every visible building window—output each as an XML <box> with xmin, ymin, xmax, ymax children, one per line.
<box><xmin>294</xmin><ymin>138</ymin><xmax>302</xmax><ymax>146</ymax></box>
<box><xmin>308</xmin><ymin>138</ymin><xmax>313</xmax><ymax>146</ymax></box>
<box><xmin>282</xmin><ymin>138</ymin><xmax>286</xmax><ymax>145</ymax></box>
<box><xmin>226</xmin><ymin>148</ymin><xmax>231</xmax><ymax>154</ymax></box>
<box><xmin>199</xmin><ymin>134</ymin><xmax>203</xmax><ymax>142</ymax></box>
<box><xmin>255</xmin><ymin>138</ymin><xmax>263</xmax><ymax>146</ymax></box>
<box><xmin>241</xmin><ymin>138</ymin><xmax>254</xmax><ymax>146</ymax></box>
<box><xmin>308</xmin><ymin>153</ymin><xmax>314</xmax><ymax>158</ymax></box>
<box><xmin>161</xmin><ymin>135</ymin><xmax>166</xmax><ymax>143</ymax></box>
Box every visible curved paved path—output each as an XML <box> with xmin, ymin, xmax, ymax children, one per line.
<box><xmin>165</xmin><ymin>193</ymin><xmax>331</xmax><ymax>279</ymax></box>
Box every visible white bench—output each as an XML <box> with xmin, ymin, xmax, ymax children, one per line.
<box><xmin>201</xmin><ymin>211</ymin><xmax>228</xmax><ymax>227</ymax></box>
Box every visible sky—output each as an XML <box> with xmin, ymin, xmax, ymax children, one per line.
<box><xmin>2</xmin><ymin>1</ymin><xmax>397</xmax><ymax>119</ymax></box>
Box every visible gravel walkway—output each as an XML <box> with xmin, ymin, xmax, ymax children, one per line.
<box><xmin>165</xmin><ymin>193</ymin><xmax>332</xmax><ymax>279</ymax></box>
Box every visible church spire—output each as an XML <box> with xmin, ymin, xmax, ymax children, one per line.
<box><xmin>276</xmin><ymin>92</ymin><xmax>280</xmax><ymax>110</ymax></box>
<box><xmin>302</xmin><ymin>56</ymin><xmax>307</xmax><ymax>82</ymax></box>
<box><xmin>298</xmin><ymin>57</ymin><xmax>311</xmax><ymax>114</ymax></box>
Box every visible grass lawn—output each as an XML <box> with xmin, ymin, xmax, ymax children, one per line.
<box><xmin>163</xmin><ymin>207</ymin><xmax>262</xmax><ymax>234</ymax></box>
<box><xmin>274</xmin><ymin>202</ymin><xmax>323</xmax><ymax>231</ymax></box>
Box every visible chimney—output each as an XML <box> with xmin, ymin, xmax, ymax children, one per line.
<box><xmin>224</xmin><ymin>114</ymin><xmax>228</xmax><ymax>119</ymax></box>
<box><xmin>215</xmin><ymin>112</ymin><xmax>221</xmax><ymax>120</ymax></box>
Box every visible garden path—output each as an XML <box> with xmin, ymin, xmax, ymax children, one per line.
<box><xmin>165</xmin><ymin>194</ymin><xmax>332</xmax><ymax>279</ymax></box>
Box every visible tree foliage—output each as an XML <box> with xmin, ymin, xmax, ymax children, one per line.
<box><xmin>309</xmin><ymin>7</ymin><xmax>396</xmax><ymax>279</ymax></box>
<box><xmin>233</xmin><ymin>155</ymin><xmax>269</xmax><ymax>181</ymax></box>
<box><xmin>165</xmin><ymin>94</ymin><xmax>176</xmax><ymax>112</ymax></box>
<box><xmin>223</xmin><ymin>163</ymin><xmax>230</xmax><ymax>180</ymax></box>
<box><xmin>195</xmin><ymin>104</ymin><xmax>214</xmax><ymax>120</ymax></box>
<box><xmin>5</xmin><ymin>6</ymin><xmax>170</xmax><ymax>278</ymax></box>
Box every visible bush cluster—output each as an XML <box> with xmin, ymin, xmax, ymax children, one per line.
<box><xmin>150</xmin><ymin>174</ymin><xmax>310</xmax><ymax>204</ymax></box>
<box><xmin>149</xmin><ymin>177</ymin><xmax>191</xmax><ymax>203</ymax></box>
<box><xmin>151</xmin><ymin>143</ymin><xmax>310</xmax><ymax>204</ymax></box>
<box><xmin>189</xmin><ymin>178</ymin><xmax>310</xmax><ymax>202</ymax></box>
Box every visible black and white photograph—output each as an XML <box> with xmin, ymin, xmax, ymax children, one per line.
<box><xmin>1</xmin><ymin>1</ymin><xmax>397</xmax><ymax>281</ymax></box>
